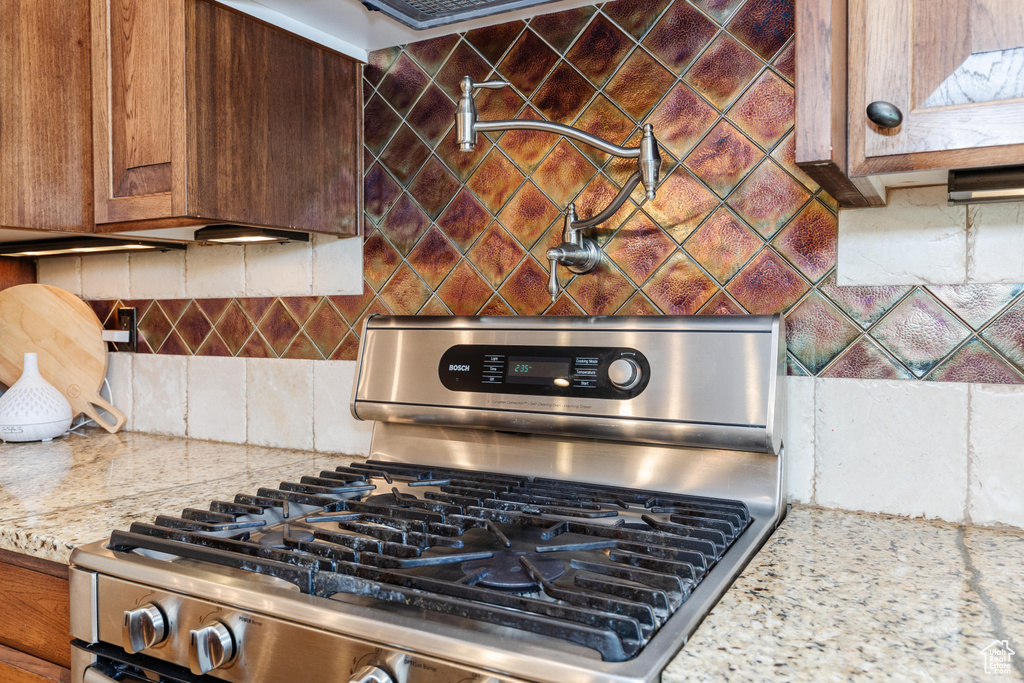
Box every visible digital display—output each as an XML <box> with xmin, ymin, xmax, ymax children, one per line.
<box><xmin>507</xmin><ymin>356</ymin><xmax>570</xmax><ymax>384</ymax></box>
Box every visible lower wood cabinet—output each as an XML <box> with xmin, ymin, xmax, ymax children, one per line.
<box><xmin>0</xmin><ymin>550</ymin><xmax>71</xmax><ymax>682</ymax></box>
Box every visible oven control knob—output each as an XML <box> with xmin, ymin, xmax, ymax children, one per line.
<box><xmin>189</xmin><ymin>621</ymin><xmax>236</xmax><ymax>675</ymax></box>
<box><xmin>349</xmin><ymin>665</ymin><xmax>394</xmax><ymax>683</ymax></box>
<box><xmin>608</xmin><ymin>357</ymin><xmax>641</xmax><ymax>390</ymax></box>
<box><xmin>122</xmin><ymin>603</ymin><xmax>167</xmax><ymax>654</ymax></box>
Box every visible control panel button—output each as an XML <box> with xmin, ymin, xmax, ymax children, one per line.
<box><xmin>608</xmin><ymin>358</ymin><xmax>641</xmax><ymax>390</ymax></box>
<box><xmin>189</xmin><ymin>621</ymin><xmax>236</xmax><ymax>675</ymax></box>
<box><xmin>349</xmin><ymin>665</ymin><xmax>394</xmax><ymax>683</ymax></box>
<box><xmin>122</xmin><ymin>603</ymin><xmax>167</xmax><ymax>654</ymax></box>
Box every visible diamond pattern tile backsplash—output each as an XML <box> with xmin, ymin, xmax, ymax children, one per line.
<box><xmin>89</xmin><ymin>0</ymin><xmax>1024</xmax><ymax>383</ymax></box>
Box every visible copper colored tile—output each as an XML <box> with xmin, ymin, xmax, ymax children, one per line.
<box><xmin>89</xmin><ymin>300</ymin><xmax>116</xmax><ymax>325</ymax></box>
<box><xmin>545</xmin><ymin>294</ymin><xmax>585</xmax><ymax>315</ymax></box>
<box><xmin>818</xmin><ymin>272</ymin><xmax>911</xmax><ymax>329</ymax></box>
<box><xmin>465</xmin><ymin>21</ymin><xmax>526</xmax><ymax>64</ymax></box>
<box><xmin>435</xmin><ymin>41</ymin><xmax>493</xmax><ymax>97</ymax></box>
<box><xmin>683</xmin><ymin>34</ymin><xmax>762</xmax><ymax>111</ymax></box>
<box><xmin>377</xmin><ymin>53</ymin><xmax>429</xmax><ymax>117</ymax></box>
<box><xmin>379</xmin><ymin>194</ymin><xmax>430</xmax><ymax>256</ymax></box>
<box><xmin>727</xmin><ymin>160</ymin><xmax>810</xmax><ymax>237</ymax></box>
<box><xmin>699</xmin><ymin>290</ymin><xmax>746</xmax><ymax>315</ymax></box>
<box><xmin>135</xmin><ymin>336</ymin><xmax>153</xmax><ymax>354</ymax></box>
<box><xmin>498</xmin><ymin>258</ymin><xmax>552</xmax><ymax>314</ymax></box>
<box><xmin>304</xmin><ymin>300</ymin><xmax>348</xmax><ymax>358</ymax></box>
<box><xmin>281</xmin><ymin>297</ymin><xmax>319</xmax><ymax>325</ymax></box>
<box><xmin>407</xmin><ymin>226</ymin><xmax>460</xmax><ymax>289</ymax></box>
<box><xmin>926</xmin><ymin>338</ymin><xmax>1024</xmax><ymax>384</ymax></box>
<box><xmin>684</xmin><ymin>120</ymin><xmax>761</xmax><ymax>198</ymax></box>
<box><xmin>645</xmin><ymin>83</ymin><xmax>718</xmax><ymax>160</ymax></box>
<box><xmin>497</xmin><ymin>182</ymin><xmax>560</xmax><ymax>248</ymax></box>
<box><xmin>616</xmin><ymin>292</ymin><xmax>660</xmax><ymax>315</ymax></box>
<box><xmin>158</xmin><ymin>330</ymin><xmax>189</xmax><ymax>356</ymax></box>
<box><xmin>532</xmin><ymin>140</ymin><xmax>597</xmax><ymax>209</ymax></box>
<box><xmin>690</xmin><ymin>0</ymin><xmax>747</xmax><ymax>24</ymax></box>
<box><xmin>818</xmin><ymin>190</ymin><xmax>838</xmax><ymax>211</ymax></box>
<box><xmin>408</xmin><ymin>157</ymin><xmax>461</xmax><ymax>220</ymax></box>
<box><xmin>498</xmin><ymin>30</ymin><xmax>559</xmax><ymax>97</ymax></box>
<box><xmin>437</xmin><ymin>260</ymin><xmax>494</xmax><ymax>315</ymax></box>
<box><xmin>406</xmin><ymin>35</ymin><xmax>459</xmax><ymax>76</ymax></box>
<box><xmin>566</xmin><ymin>261</ymin><xmax>635</xmax><ymax>314</ymax></box>
<box><xmin>529</xmin><ymin>223</ymin><xmax>574</xmax><ymax>290</ymax></box>
<box><xmin>330</xmin><ymin>331</ymin><xmax>361</xmax><ymax>361</ymax></box>
<box><xmin>419</xmin><ymin>296</ymin><xmax>452</xmax><ymax>316</ymax></box>
<box><xmin>120</xmin><ymin>299</ymin><xmax>152</xmax><ymax>317</ymax></box>
<box><xmin>380</xmin><ymin>125</ymin><xmax>431</xmax><ymax>186</ymax></box>
<box><xmin>566</xmin><ymin>15</ymin><xmax>633</xmax><ymax>87</ymax></box>
<box><xmin>574</xmin><ymin>96</ymin><xmax>636</xmax><ymax>165</ymax></box>
<box><xmin>871</xmin><ymin>289</ymin><xmax>970</xmax><ymax>377</ymax></box>
<box><xmin>571</xmin><ymin>174</ymin><xmax>635</xmax><ymax>233</ymax></box>
<box><xmin>240</xmin><ymin>297</ymin><xmax>274</xmax><ymax>324</ymax></box>
<box><xmin>175</xmin><ymin>302</ymin><xmax>213</xmax><ymax>353</ymax></box>
<box><xmin>531</xmin><ymin>6</ymin><xmax>596</xmax><ymax>52</ymax></box>
<box><xmin>497</xmin><ymin>107</ymin><xmax>558</xmax><ymax>174</ymax></box>
<box><xmin>196</xmin><ymin>331</ymin><xmax>232</xmax><ymax>357</ymax></box>
<box><xmin>642</xmin><ymin>252</ymin><xmax>717</xmax><ymax>314</ymax></box>
<box><xmin>728</xmin><ymin>0</ymin><xmax>795</xmax><ymax>60</ymax></box>
<box><xmin>467</xmin><ymin>222</ymin><xmax>526</xmax><ymax>287</ymax></box>
<box><xmin>138</xmin><ymin>304</ymin><xmax>173</xmax><ymax>352</ymax></box>
<box><xmin>480</xmin><ymin>295</ymin><xmax>514</xmax><ymax>315</ymax></box>
<box><xmin>773</xmin><ymin>40</ymin><xmax>795</xmax><ymax>82</ymax></box>
<box><xmin>531</xmin><ymin>61</ymin><xmax>596</xmax><ymax>124</ymax></box>
<box><xmin>979</xmin><ymin>298</ymin><xmax>1024</xmax><ymax>372</ymax></box>
<box><xmin>771</xmin><ymin>132</ymin><xmax>819</xmax><ymax>191</ymax></box>
<box><xmin>363</xmin><ymin>232</ymin><xmax>402</xmax><ymax>291</ymax></box>
<box><xmin>364</xmin><ymin>145</ymin><xmax>375</xmax><ymax>172</ymax></box>
<box><xmin>257</xmin><ymin>300</ymin><xmax>301</xmax><ymax>356</ymax></box>
<box><xmin>158</xmin><ymin>299</ymin><xmax>189</xmax><ymax>324</ymax></box>
<box><xmin>820</xmin><ymin>337</ymin><xmax>912</xmax><ymax>380</ymax></box>
<box><xmin>728</xmin><ymin>70</ymin><xmax>794</xmax><ymax>148</ymax></box>
<box><xmin>726</xmin><ymin>248</ymin><xmax>809</xmax><ymax>314</ymax></box>
<box><xmin>642</xmin><ymin>2</ymin><xmax>718</xmax><ymax>74</ymax></box>
<box><xmin>283</xmin><ymin>332</ymin><xmax>323</xmax><ymax>360</ymax></box>
<box><xmin>467</xmin><ymin>150</ymin><xmax>525</xmax><ymax>214</ymax></box>
<box><xmin>644</xmin><ymin>168</ymin><xmax>719</xmax><ymax>243</ymax></box>
<box><xmin>771</xmin><ymin>200</ymin><xmax>836</xmax><ymax>282</ymax></box>
<box><xmin>437</xmin><ymin>189</ymin><xmax>491</xmax><ymax>252</ymax></box>
<box><xmin>406</xmin><ymin>84</ymin><xmax>456</xmax><ymax>150</ymax></box>
<box><xmin>216</xmin><ymin>301</ymin><xmax>255</xmax><ymax>355</ymax></box>
<box><xmin>604</xmin><ymin>49</ymin><xmax>675</xmax><ymax>121</ymax></box>
<box><xmin>364</xmin><ymin>163</ymin><xmax>403</xmax><ymax>224</ymax></box>
<box><xmin>476</xmin><ymin>86</ymin><xmax>525</xmax><ymax>123</ymax></box>
<box><xmin>784</xmin><ymin>291</ymin><xmax>860</xmax><ymax>373</ymax></box>
<box><xmin>330</xmin><ymin>283</ymin><xmax>375</xmax><ymax>326</ymax></box>
<box><xmin>926</xmin><ymin>284</ymin><xmax>1024</xmax><ymax>329</ymax></box>
<box><xmin>379</xmin><ymin>264</ymin><xmax>431</xmax><ymax>315</ymax></box>
<box><xmin>605</xmin><ymin>211</ymin><xmax>676</xmax><ymax>284</ymax></box>
<box><xmin>436</xmin><ymin>125</ymin><xmax>492</xmax><ymax>182</ymax></box>
<box><xmin>684</xmin><ymin>208</ymin><xmax>762</xmax><ymax>283</ymax></box>
<box><xmin>602</xmin><ymin>0</ymin><xmax>672</xmax><ymax>39</ymax></box>
<box><xmin>196</xmin><ymin>298</ymin><xmax>231</xmax><ymax>324</ymax></box>
<box><xmin>239</xmin><ymin>331</ymin><xmax>274</xmax><ymax>359</ymax></box>
<box><xmin>365</xmin><ymin>47</ymin><xmax>400</xmax><ymax>87</ymax></box>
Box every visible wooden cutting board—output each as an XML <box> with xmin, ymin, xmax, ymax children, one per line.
<box><xmin>0</xmin><ymin>284</ymin><xmax>126</xmax><ymax>433</ymax></box>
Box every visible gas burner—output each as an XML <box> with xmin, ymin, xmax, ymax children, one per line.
<box><xmin>461</xmin><ymin>550</ymin><xmax>565</xmax><ymax>591</ymax></box>
<box><xmin>362</xmin><ymin>487</ymin><xmax>421</xmax><ymax>508</ymax></box>
<box><xmin>258</xmin><ymin>528</ymin><xmax>314</xmax><ymax>549</ymax></box>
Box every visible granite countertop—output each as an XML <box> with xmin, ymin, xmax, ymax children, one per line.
<box><xmin>1</xmin><ymin>433</ymin><xmax>1021</xmax><ymax>680</ymax></box>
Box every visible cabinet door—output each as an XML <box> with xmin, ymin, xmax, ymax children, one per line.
<box><xmin>849</xmin><ymin>0</ymin><xmax>1024</xmax><ymax>174</ymax></box>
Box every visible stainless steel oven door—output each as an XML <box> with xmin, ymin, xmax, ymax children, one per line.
<box><xmin>72</xmin><ymin>640</ymin><xmax>211</xmax><ymax>683</ymax></box>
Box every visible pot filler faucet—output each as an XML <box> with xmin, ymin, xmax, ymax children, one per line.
<box><xmin>456</xmin><ymin>76</ymin><xmax>662</xmax><ymax>301</ymax></box>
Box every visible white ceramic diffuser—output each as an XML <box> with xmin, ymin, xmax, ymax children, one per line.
<box><xmin>0</xmin><ymin>353</ymin><xmax>73</xmax><ymax>442</ymax></box>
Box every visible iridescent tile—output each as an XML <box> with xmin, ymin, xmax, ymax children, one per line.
<box><xmin>437</xmin><ymin>188</ymin><xmax>491</xmax><ymax>253</ymax></box>
<box><xmin>480</xmin><ymin>295</ymin><xmax>514</xmax><ymax>315</ymax></box>
<box><xmin>257</xmin><ymin>300</ymin><xmax>300</xmax><ymax>356</ymax></box>
<box><xmin>684</xmin><ymin>120</ymin><xmax>762</xmax><ymax>198</ymax></box>
<box><xmin>329</xmin><ymin>282</ymin><xmax>375</xmax><ymax>326</ymax></box>
<box><xmin>727</xmin><ymin>160</ymin><xmax>810</xmax><ymax>237</ymax></box>
<box><xmin>726</xmin><ymin>248</ymin><xmax>809</xmax><ymax>314</ymax></box>
<box><xmin>408</xmin><ymin>156</ymin><xmax>461</xmax><ymax>220</ymax></box>
<box><xmin>379</xmin><ymin>125</ymin><xmax>430</xmax><ymax>186</ymax></box>
<box><xmin>497</xmin><ymin>107</ymin><xmax>558</xmax><ymax>174</ymax></box>
<box><xmin>566</xmin><ymin>261</ymin><xmax>635</xmax><ymax>314</ymax></box>
<box><xmin>406</xmin><ymin>84</ymin><xmax>456</xmax><ymax>150</ymax></box>
<box><xmin>240</xmin><ymin>298</ymin><xmax>274</xmax><ymax>324</ymax></box>
<box><xmin>215</xmin><ymin>301</ymin><xmax>254</xmax><ymax>355</ymax></box>
<box><xmin>644</xmin><ymin>83</ymin><xmax>717</xmax><ymax>161</ymax></box>
<box><xmin>643</xmin><ymin>167</ymin><xmax>719</xmax><ymax>242</ymax></box>
<box><xmin>281</xmin><ymin>297</ymin><xmax>318</xmax><ymax>326</ymax></box>
<box><xmin>436</xmin><ymin>125</ymin><xmax>491</xmax><ymax>182</ymax></box>
<box><xmin>239</xmin><ymin>332</ymin><xmax>274</xmax><ymax>359</ymax></box>
<box><xmin>926</xmin><ymin>338</ymin><xmax>1024</xmax><ymax>384</ymax></box>
<box><xmin>820</xmin><ymin>336</ymin><xmax>913</xmax><ymax>380</ymax></box>
<box><xmin>818</xmin><ymin>190</ymin><xmax>838</xmax><ymax>211</ymax></box>
<box><xmin>364</xmin><ymin>163</ymin><xmax>403</xmax><ymax>224</ymax></box>
<box><xmin>699</xmin><ymin>290</ymin><xmax>746</xmax><ymax>315</ymax></box>
<box><xmin>379</xmin><ymin>194</ymin><xmax>430</xmax><ymax>256</ymax></box>
<box><xmin>365</xmin><ymin>47</ymin><xmax>400</xmax><ymax>86</ymax></box>
<box><xmin>531</xmin><ymin>61</ymin><xmax>596</xmax><ymax>125</ymax></box>
<box><xmin>683</xmin><ymin>34</ymin><xmax>762</xmax><ymax>111</ymax></box>
<box><xmin>405</xmin><ymin>35</ymin><xmax>459</xmax><ymax>76</ymax></box>
<box><xmin>871</xmin><ymin>289</ymin><xmax>971</xmax><ymax>377</ymax></box>
<box><xmin>773</xmin><ymin>39</ymin><xmax>795</xmax><ymax>82</ymax></box>
<box><xmin>642</xmin><ymin>252</ymin><xmax>718</xmax><ymax>314</ymax></box>
<box><xmin>602</xmin><ymin>0</ymin><xmax>672</xmax><ymax>39</ymax></box>
<box><xmin>158</xmin><ymin>299</ymin><xmax>190</xmax><ymax>325</ymax></box>
<box><xmin>476</xmin><ymin>85</ymin><xmax>525</xmax><ymax>122</ymax></box>
<box><xmin>419</xmin><ymin>297</ymin><xmax>452</xmax><ymax>316</ymax></box>
<box><xmin>771</xmin><ymin>200</ymin><xmax>836</xmax><ymax>283</ymax></box>
<box><xmin>363</xmin><ymin>232</ymin><xmax>401</xmax><ymax>290</ymax></box>
<box><xmin>684</xmin><ymin>208</ymin><xmax>762</xmax><ymax>283</ymax></box>
<box><xmin>303</xmin><ymin>300</ymin><xmax>348</xmax><ymax>359</ymax></box>
<box><xmin>158</xmin><ymin>330</ymin><xmax>189</xmax><ymax>356</ymax></box>
<box><xmin>727</xmin><ymin>70</ymin><xmax>794</xmax><ymax>148</ymax></box>
<box><xmin>435</xmin><ymin>41</ymin><xmax>492</xmax><ymax>97</ymax></box>
<box><xmin>89</xmin><ymin>300</ymin><xmax>116</xmax><ymax>325</ymax></box>
<box><xmin>529</xmin><ymin>223</ymin><xmax>572</xmax><ymax>289</ymax></box>
<box><xmin>605</xmin><ymin>49</ymin><xmax>676</xmax><ymax>120</ymax></box>
<box><xmin>354</xmin><ymin>298</ymin><xmax>394</xmax><ymax>339</ymax></box>
<box><xmin>771</xmin><ymin>132</ymin><xmax>819</xmax><ymax>191</ymax></box>
<box><xmin>376</xmin><ymin>53</ymin><xmax>429</xmax><ymax>118</ymax></box>
<box><xmin>284</xmin><ymin>333</ymin><xmax>324</xmax><ymax>360</ymax></box>
<box><xmin>787</xmin><ymin>354</ymin><xmax>809</xmax><ymax>376</ymax></box>
<box><xmin>642</xmin><ymin>2</ymin><xmax>718</xmax><ymax>74</ymax></box>
<box><xmin>379</xmin><ymin>264</ymin><xmax>431</xmax><ymax>315</ymax></box>
<box><xmin>927</xmin><ymin>284</ymin><xmax>1024</xmax><ymax>329</ymax></box>
<box><xmin>407</xmin><ymin>226</ymin><xmax>460</xmax><ymax>289</ymax></box>
<box><xmin>784</xmin><ymin>291</ymin><xmax>860</xmax><ymax>374</ymax></box>
<box><xmin>437</xmin><ymin>260</ymin><xmax>494</xmax><ymax>315</ymax></box>
<box><xmin>571</xmin><ymin>174</ymin><xmax>636</xmax><ymax>233</ymax></box>
<box><xmin>574</xmin><ymin>97</ymin><xmax>636</xmax><ymax>165</ymax></box>
<box><xmin>465</xmin><ymin>20</ymin><xmax>526</xmax><ymax>64</ymax></box>
<box><xmin>980</xmin><ymin>298</ymin><xmax>1024</xmax><ymax>372</ymax></box>
<box><xmin>196</xmin><ymin>331</ymin><xmax>232</xmax><ymax>358</ymax></box>
<box><xmin>566</xmin><ymin>15</ymin><xmax>633</xmax><ymax>87</ymax></box>
<box><xmin>330</xmin><ymin>331</ymin><xmax>360</xmax><ymax>361</ymax></box>
<box><xmin>467</xmin><ymin>222</ymin><xmax>526</xmax><ymax>287</ymax></box>
<box><xmin>498</xmin><ymin>30</ymin><xmax>559</xmax><ymax>97</ymax></box>
<box><xmin>616</xmin><ymin>292</ymin><xmax>661</xmax><ymax>315</ymax></box>
<box><xmin>531</xmin><ymin>7</ymin><xmax>596</xmax><ymax>53</ymax></box>
<box><xmin>196</xmin><ymin>298</ymin><xmax>231</xmax><ymax>325</ymax></box>
<box><xmin>467</xmin><ymin>149</ymin><xmax>526</xmax><ymax>214</ymax></box>
<box><xmin>138</xmin><ymin>304</ymin><xmax>172</xmax><ymax>352</ymax></box>
<box><xmin>691</xmin><ymin>0</ymin><xmax>747</xmax><ymax>24</ymax></box>
<box><xmin>728</xmin><ymin>0</ymin><xmax>795</xmax><ymax>60</ymax></box>
<box><xmin>498</xmin><ymin>258</ymin><xmax>552</xmax><ymax>314</ymax></box>
<box><xmin>532</xmin><ymin>140</ymin><xmax>598</xmax><ymax>209</ymax></box>
<box><xmin>545</xmin><ymin>293</ymin><xmax>585</xmax><ymax>315</ymax></box>
<box><xmin>605</xmin><ymin>211</ymin><xmax>676</xmax><ymax>284</ymax></box>
<box><xmin>497</xmin><ymin>182</ymin><xmax>560</xmax><ymax>248</ymax></box>
<box><xmin>818</xmin><ymin>272</ymin><xmax>911</xmax><ymax>329</ymax></box>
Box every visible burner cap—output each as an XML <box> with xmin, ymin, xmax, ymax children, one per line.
<box><xmin>258</xmin><ymin>528</ymin><xmax>314</xmax><ymax>549</ymax></box>
<box><xmin>362</xmin><ymin>492</ymin><xmax>417</xmax><ymax>508</ymax></box>
<box><xmin>461</xmin><ymin>550</ymin><xmax>565</xmax><ymax>591</ymax></box>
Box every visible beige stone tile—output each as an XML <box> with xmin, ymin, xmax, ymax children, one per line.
<box><xmin>969</xmin><ymin>201</ymin><xmax>1024</xmax><ymax>283</ymax></box>
<box><xmin>81</xmin><ymin>253</ymin><xmax>130</xmax><ymax>299</ymax></box>
<box><xmin>185</xmin><ymin>242</ymin><xmax>246</xmax><ymax>297</ymax></box>
<box><xmin>246</xmin><ymin>358</ymin><xmax>314</xmax><ymax>449</ymax></box>
<box><xmin>968</xmin><ymin>384</ymin><xmax>1024</xmax><ymax>529</ymax></box>
<box><xmin>187</xmin><ymin>356</ymin><xmax>247</xmax><ymax>443</ymax></box>
<box><xmin>132</xmin><ymin>354</ymin><xmax>187</xmax><ymax>436</ymax></box>
<box><xmin>35</xmin><ymin>257</ymin><xmax>82</xmax><ymax>296</ymax></box>
<box><xmin>130</xmin><ymin>250</ymin><xmax>186</xmax><ymax>298</ymax></box>
<box><xmin>313</xmin><ymin>360</ymin><xmax>372</xmax><ymax>455</ymax></box>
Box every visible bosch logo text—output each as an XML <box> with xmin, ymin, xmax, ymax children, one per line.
<box><xmin>449</xmin><ymin>364</ymin><xmax>471</xmax><ymax>371</ymax></box>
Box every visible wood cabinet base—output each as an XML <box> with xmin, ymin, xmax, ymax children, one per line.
<box><xmin>0</xmin><ymin>645</ymin><xmax>70</xmax><ymax>683</ymax></box>
<box><xmin>0</xmin><ymin>550</ymin><xmax>71</xmax><ymax>672</ymax></box>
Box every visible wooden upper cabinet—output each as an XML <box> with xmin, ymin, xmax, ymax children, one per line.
<box><xmin>848</xmin><ymin>0</ymin><xmax>1024</xmax><ymax>175</ymax></box>
<box><xmin>91</xmin><ymin>0</ymin><xmax>363</xmax><ymax>235</ymax></box>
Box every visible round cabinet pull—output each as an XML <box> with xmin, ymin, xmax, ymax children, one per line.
<box><xmin>866</xmin><ymin>101</ymin><xmax>903</xmax><ymax>129</ymax></box>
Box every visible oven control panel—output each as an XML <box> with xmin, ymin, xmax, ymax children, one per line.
<box><xmin>438</xmin><ymin>345</ymin><xmax>650</xmax><ymax>399</ymax></box>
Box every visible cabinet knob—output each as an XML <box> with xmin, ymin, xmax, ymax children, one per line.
<box><xmin>866</xmin><ymin>101</ymin><xmax>903</xmax><ymax>128</ymax></box>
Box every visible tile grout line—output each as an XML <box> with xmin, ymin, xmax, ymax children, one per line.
<box><xmin>964</xmin><ymin>384</ymin><xmax>973</xmax><ymax>524</ymax></box>
<box><xmin>810</xmin><ymin>376</ymin><xmax>817</xmax><ymax>504</ymax></box>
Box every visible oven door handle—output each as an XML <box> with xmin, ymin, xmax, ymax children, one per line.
<box><xmin>83</xmin><ymin>666</ymin><xmax>151</xmax><ymax>683</ymax></box>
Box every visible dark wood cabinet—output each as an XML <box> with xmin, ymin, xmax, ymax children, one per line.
<box><xmin>0</xmin><ymin>550</ymin><xmax>71</xmax><ymax>683</ymax></box>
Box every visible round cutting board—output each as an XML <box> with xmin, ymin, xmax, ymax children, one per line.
<box><xmin>0</xmin><ymin>284</ymin><xmax>126</xmax><ymax>433</ymax></box>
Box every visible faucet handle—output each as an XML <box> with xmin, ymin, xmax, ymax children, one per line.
<box><xmin>460</xmin><ymin>76</ymin><xmax>510</xmax><ymax>94</ymax></box>
<box><xmin>546</xmin><ymin>253</ymin><xmax>561</xmax><ymax>303</ymax></box>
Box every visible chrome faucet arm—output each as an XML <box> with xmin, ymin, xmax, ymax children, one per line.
<box><xmin>568</xmin><ymin>172</ymin><xmax>642</xmax><ymax>232</ymax></box>
<box><xmin>474</xmin><ymin>120</ymin><xmax>640</xmax><ymax>159</ymax></box>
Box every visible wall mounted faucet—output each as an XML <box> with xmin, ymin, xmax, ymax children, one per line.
<box><xmin>456</xmin><ymin>76</ymin><xmax>662</xmax><ymax>302</ymax></box>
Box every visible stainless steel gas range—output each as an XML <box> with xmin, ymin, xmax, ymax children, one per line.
<box><xmin>69</xmin><ymin>314</ymin><xmax>787</xmax><ymax>683</ymax></box>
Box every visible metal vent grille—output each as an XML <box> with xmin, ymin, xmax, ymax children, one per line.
<box><xmin>361</xmin><ymin>0</ymin><xmax>559</xmax><ymax>29</ymax></box>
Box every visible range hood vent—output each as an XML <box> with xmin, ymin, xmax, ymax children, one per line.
<box><xmin>361</xmin><ymin>0</ymin><xmax>558</xmax><ymax>29</ymax></box>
